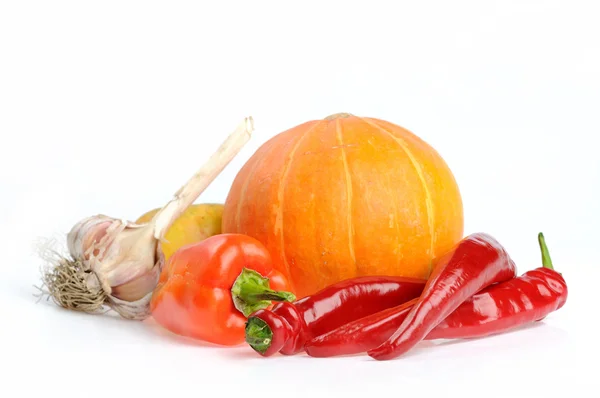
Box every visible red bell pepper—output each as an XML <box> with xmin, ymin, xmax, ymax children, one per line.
<box><xmin>150</xmin><ymin>233</ymin><xmax>295</xmax><ymax>346</ymax></box>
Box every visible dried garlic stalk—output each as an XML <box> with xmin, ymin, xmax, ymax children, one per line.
<box><xmin>37</xmin><ymin>117</ymin><xmax>255</xmax><ymax>320</ymax></box>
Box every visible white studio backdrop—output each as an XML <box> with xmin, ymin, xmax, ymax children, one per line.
<box><xmin>0</xmin><ymin>1</ymin><xmax>598</xmax><ymax>397</ymax></box>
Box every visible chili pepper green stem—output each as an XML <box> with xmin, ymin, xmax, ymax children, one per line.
<box><xmin>245</xmin><ymin>317</ymin><xmax>273</xmax><ymax>354</ymax></box>
<box><xmin>231</xmin><ymin>268</ymin><xmax>296</xmax><ymax>317</ymax></box>
<box><xmin>538</xmin><ymin>232</ymin><xmax>554</xmax><ymax>270</ymax></box>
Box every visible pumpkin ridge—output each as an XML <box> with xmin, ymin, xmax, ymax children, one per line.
<box><xmin>235</xmin><ymin>139</ymin><xmax>278</xmax><ymax>231</ymax></box>
<box><xmin>276</xmin><ymin>120</ymin><xmax>325</xmax><ymax>292</ymax></box>
<box><xmin>360</xmin><ymin>117</ymin><xmax>436</xmax><ymax>275</ymax></box>
<box><xmin>334</xmin><ymin>119</ymin><xmax>357</xmax><ymax>275</ymax></box>
<box><xmin>235</xmin><ymin>156</ymin><xmax>261</xmax><ymax>231</ymax></box>
<box><xmin>384</xmin><ymin>171</ymin><xmax>402</xmax><ymax>255</ymax></box>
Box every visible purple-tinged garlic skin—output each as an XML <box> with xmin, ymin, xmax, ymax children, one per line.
<box><xmin>67</xmin><ymin>215</ymin><xmax>114</xmax><ymax>262</ymax></box>
<box><xmin>65</xmin><ymin>215</ymin><xmax>164</xmax><ymax>320</ymax></box>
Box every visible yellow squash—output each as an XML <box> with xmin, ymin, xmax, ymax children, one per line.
<box><xmin>136</xmin><ymin>203</ymin><xmax>224</xmax><ymax>261</ymax></box>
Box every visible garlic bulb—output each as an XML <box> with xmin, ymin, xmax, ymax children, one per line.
<box><xmin>38</xmin><ymin>117</ymin><xmax>254</xmax><ymax>320</ymax></box>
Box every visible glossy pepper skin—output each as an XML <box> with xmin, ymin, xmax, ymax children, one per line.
<box><xmin>244</xmin><ymin>275</ymin><xmax>427</xmax><ymax>356</ymax></box>
<box><xmin>305</xmin><ymin>298</ymin><xmax>417</xmax><ymax>357</ymax></box>
<box><xmin>428</xmin><ymin>266</ymin><xmax>567</xmax><ymax>338</ymax></box>
<box><xmin>150</xmin><ymin>233</ymin><xmax>295</xmax><ymax>346</ymax></box>
<box><xmin>429</xmin><ymin>233</ymin><xmax>566</xmax><ymax>338</ymax></box>
<box><xmin>368</xmin><ymin>232</ymin><xmax>517</xmax><ymax>360</ymax></box>
<box><xmin>306</xmin><ymin>234</ymin><xmax>567</xmax><ymax>357</ymax></box>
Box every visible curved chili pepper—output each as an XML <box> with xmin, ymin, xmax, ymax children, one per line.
<box><xmin>244</xmin><ymin>275</ymin><xmax>427</xmax><ymax>356</ymax></box>
<box><xmin>367</xmin><ymin>232</ymin><xmax>517</xmax><ymax>360</ymax></box>
<box><xmin>427</xmin><ymin>232</ymin><xmax>567</xmax><ymax>338</ymax></box>
<box><xmin>305</xmin><ymin>233</ymin><xmax>567</xmax><ymax>357</ymax></box>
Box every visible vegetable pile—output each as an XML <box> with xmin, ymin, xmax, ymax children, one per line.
<box><xmin>36</xmin><ymin>113</ymin><xmax>568</xmax><ymax>361</ymax></box>
<box><xmin>245</xmin><ymin>232</ymin><xmax>567</xmax><ymax>360</ymax></box>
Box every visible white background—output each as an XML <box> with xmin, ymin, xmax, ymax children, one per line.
<box><xmin>1</xmin><ymin>1</ymin><xmax>598</xmax><ymax>397</ymax></box>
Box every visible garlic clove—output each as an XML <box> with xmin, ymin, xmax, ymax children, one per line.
<box><xmin>110</xmin><ymin>263</ymin><xmax>161</xmax><ymax>302</ymax></box>
<box><xmin>108</xmin><ymin>291</ymin><xmax>155</xmax><ymax>320</ymax></box>
<box><xmin>67</xmin><ymin>215</ymin><xmax>116</xmax><ymax>262</ymax></box>
<box><xmin>90</xmin><ymin>222</ymin><xmax>157</xmax><ymax>291</ymax></box>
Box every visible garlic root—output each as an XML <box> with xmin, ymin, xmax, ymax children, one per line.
<box><xmin>37</xmin><ymin>251</ymin><xmax>107</xmax><ymax>314</ymax></box>
<box><xmin>37</xmin><ymin>117</ymin><xmax>255</xmax><ymax>320</ymax></box>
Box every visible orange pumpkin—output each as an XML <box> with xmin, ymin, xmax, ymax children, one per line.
<box><xmin>222</xmin><ymin>113</ymin><xmax>464</xmax><ymax>298</ymax></box>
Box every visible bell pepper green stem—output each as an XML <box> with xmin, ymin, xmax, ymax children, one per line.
<box><xmin>231</xmin><ymin>268</ymin><xmax>296</xmax><ymax>317</ymax></box>
<box><xmin>538</xmin><ymin>232</ymin><xmax>554</xmax><ymax>270</ymax></box>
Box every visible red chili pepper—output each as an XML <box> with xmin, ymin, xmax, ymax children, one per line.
<box><xmin>427</xmin><ymin>232</ymin><xmax>567</xmax><ymax>339</ymax></box>
<box><xmin>367</xmin><ymin>232</ymin><xmax>517</xmax><ymax>360</ymax></box>
<box><xmin>305</xmin><ymin>233</ymin><xmax>567</xmax><ymax>357</ymax></box>
<box><xmin>305</xmin><ymin>298</ymin><xmax>417</xmax><ymax>358</ymax></box>
<box><xmin>244</xmin><ymin>275</ymin><xmax>427</xmax><ymax>356</ymax></box>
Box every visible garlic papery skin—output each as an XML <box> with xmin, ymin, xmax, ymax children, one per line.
<box><xmin>37</xmin><ymin>216</ymin><xmax>163</xmax><ymax>320</ymax></box>
<box><xmin>37</xmin><ymin>117</ymin><xmax>255</xmax><ymax>320</ymax></box>
<box><xmin>67</xmin><ymin>215</ymin><xmax>115</xmax><ymax>262</ymax></box>
<box><xmin>80</xmin><ymin>219</ymin><xmax>156</xmax><ymax>294</ymax></box>
<box><xmin>63</xmin><ymin>216</ymin><xmax>163</xmax><ymax>320</ymax></box>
